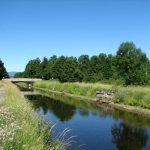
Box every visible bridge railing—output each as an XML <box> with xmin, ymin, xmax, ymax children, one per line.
<box><xmin>3</xmin><ymin>78</ymin><xmax>42</xmax><ymax>83</ymax></box>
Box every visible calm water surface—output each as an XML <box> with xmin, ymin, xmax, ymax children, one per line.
<box><xmin>25</xmin><ymin>90</ymin><xmax>150</xmax><ymax>150</ymax></box>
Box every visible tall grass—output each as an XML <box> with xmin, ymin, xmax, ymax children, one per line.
<box><xmin>0</xmin><ymin>81</ymin><xmax>64</xmax><ymax>150</ymax></box>
<box><xmin>115</xmin><ymin>86</ymin><xmax>150</xmax><ymax>109</ymax></box>
<box><xmin>34</xmin><ymin>81</ymin><xmax>150</xmax><ymax>109</ymax></box>
<box><xmin>34</xmin><ymin>81</ymin><xmax>113</xmax><ymax>98</ymax></box>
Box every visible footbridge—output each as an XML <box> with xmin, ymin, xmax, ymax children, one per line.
<box><xmin>3</xmin><ymin>78</ymin><xmax>42</xmax><ymax>88</ymax></box>
<box><xmin>6</xmin><ymin>78</ymin><xmax>42</xmax><ymax>84</ymax></box>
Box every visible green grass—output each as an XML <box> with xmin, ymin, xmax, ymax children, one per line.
<box><xmin>34</xmin><ymin>80</ymin><xmax>113</xmax><ymax>98</ymax></box>
<box><xmin>0</xmin><ymin>81</ymin><xmax>64</xmax><ymax>150</ymax></box>
<box><xmin>115</xmin><ymin>86</ymin><xmax>150</xmax><ymax>109</ymax></box>
<box><xmin>34</xmin><ymin>81</ymin><xmax>150</xmax><ymax>109</ymax></box>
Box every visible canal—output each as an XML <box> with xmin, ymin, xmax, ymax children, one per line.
<box><xmin>20</xmin><ymin>86</ymin><xmax>150</xmax><ymax>150</ymax></box>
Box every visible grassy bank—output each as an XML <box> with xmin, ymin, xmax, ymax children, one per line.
<box><xmin>35</xmin><ymin>88</ymin><xmax>97</xmax><ymax>111</ymax></box>
<box><xmin>34</xmin><ymin>81</ymin><xmax>150</xmax><ymax>109</ymax></box>
<box><xmin>34</xmin><ymin>81</ymin><xmax>113</xmax><ymax>98</ymax></box>
<box><xmin>0</xmin><ymin>81</ymin><xmax>64</xmax><ymax>150</ymax></box>
<box><xmin>115</xmin><ymin>86</ymin><xmax>150</xmax><ymax>109</ymax></box>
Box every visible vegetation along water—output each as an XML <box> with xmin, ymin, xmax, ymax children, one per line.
<box><xmin>0</xmin><ymin>81</ymin><xmax>64</xmax><ymax>150</ymax></box>
<box><xmin>34</xmin><ymin>81</ymin><xmax>150</xmax><ymax>110</ymax></box>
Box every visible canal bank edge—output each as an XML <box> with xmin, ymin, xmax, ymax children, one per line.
<box><xmin>34</xmin><ymin>86</ymin><xmax>98</xmax><ymax>101</ymax></box>
<box><xmin>34</xmin><ymin>86</ymin><xmax>150</xmax><ymax>118</ymax></box>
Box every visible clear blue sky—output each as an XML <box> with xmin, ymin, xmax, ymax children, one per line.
<box><xmin>0</xmin><ymin>0</ymin><xmax>150</xmax><ymax>72</ymax></box>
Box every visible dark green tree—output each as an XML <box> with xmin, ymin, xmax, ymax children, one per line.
<box><xmin>0</xmin><ymin>59</ymin><xmax>9</xmax><ymax>80</ymax></box>
<box><xmin>115</xmin><ymin>42</ymin><xmax>149</xmax><ymax>85</ymax></box>
<box><xmin>89</xmin><ymin>53</ymin><xmax>113</xmax><ymax>82</ymax></box>
<box><xmin>24</xmin><ymin>58</ymin><xmax>41</xmax><ymax>78</ymax></box>
<box><xmin>98</xmin><ymin>53</ymin><xmax>108</xmax><ymax>80</ymax></box>
<box><xmin>104</xmin><ymin>54</ymin><xmax>115</xmax><ymax>80</ymax></box>
<box><xmin>51</xmin><ymin>56</ymin><xmax>78</xmax><ymax>82</ymax></box>
<box><xmin>40</xmin><ymin>57</ymin><xmax>49</xmax><ymax>79</ymax></box>
<box><xmin>90</xmin><ymin>55</ymin><xmax>100</xmax><ymax>82</ymax></box>
<box><xmin>46</xmin><ymin>55</ymin><xmax>58</xmax><ymax>80</ymax></box>
<box><xmin>78</xmin><ymin>55</ymin><xmax>90</xmax><ymax>82</ymax></box>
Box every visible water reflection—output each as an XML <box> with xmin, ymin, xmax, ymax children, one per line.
<box><xmin>78</xmin><ymin>109</ymin><xmax>89</xmax><ymax>117</ymax></box>
<box><xmin>27</xmin><ymin>95</ymin><xmax>76</xmax><ymax>121</ymax></box>
<box><xmin>35</xmin><ymin>89</ymin><xmax>150</xmax><ymax>128</ymax></box>
<box><xmin>25</xmin><ymin>92</ymin><xmax>150</xmax><ymax>150</ymax></box>
<box><xmin>112</xmin><ymin>123</ymin><xmax>149</xmax><ymax>150</ymax></box>
<box><xmin>97</xmin><ymin>105</ymin><xmax>150</xmax><ymax>128</ymax></box>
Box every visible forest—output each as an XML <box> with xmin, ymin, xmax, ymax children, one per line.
<box><xmin>14</xmin><ymin>42</ymin><xmax>150</xmax><ymax>85</ymax></box>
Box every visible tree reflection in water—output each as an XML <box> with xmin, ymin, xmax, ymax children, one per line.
<box><xmin>111</xmin><ymin>123</ymin><xmax>148</xmax><ymax>150</ymax></box>
<box><xmin>27</xmin><ymin>95</ymin><xmax>76</xmax><ymax>122</ymax></box>
<box><xmin>78</xmin><ymin>109</ymin><xmax>89</xmax><ymax>116</ymax></box>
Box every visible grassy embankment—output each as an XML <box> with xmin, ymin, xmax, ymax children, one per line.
<box><xmin>0</xmin><ymin>81</ymin><xmax>64</xmax><ymax>150</ymax></box>
<box><xmin>34</xmin><ymin>81</ymin><xmax>150</xmax><ymax>109</ymax></box>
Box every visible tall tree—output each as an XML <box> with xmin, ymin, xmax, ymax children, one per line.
<box><xmin>51</xmin><ymin>56</ymin><xmax>78</xmax><ymax>82</ymax></box>
<box><xmin>24</xmin><ymin>58</ymin><xmax>41</xmax><ymax>78</ymax></box>
<box><xmin>116</xmin><ymin>42</ymin><xmax>149</xmax><ymax>85</ymax></box>
<box><xmin>0</xmin><ymin>59</ymin><xmax>9</xmax><ymax>80</ymax></box>
<box><xmin>90</xmin><ymin>55</ymin><xmax>100</xmax><ymax>82</ymax></box>
<box><xmin>78</xmin><ymin>55</ymin><xmax>90</xmax><ymax>82</ymax></box>
<box><xmin>46</xmin><ymin>55</ymin><xmax>58</xmax><ymax>80</ymax></box>
<box><xmin>40</xmin><ymin>57</ymin><xmax>49</xmax><ymax>79</ymax></box>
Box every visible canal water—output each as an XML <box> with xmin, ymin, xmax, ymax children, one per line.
<box><xmin>22</xmin><ymin>87</ymin><xmax>150</xmax><ymax>150</ymax></box>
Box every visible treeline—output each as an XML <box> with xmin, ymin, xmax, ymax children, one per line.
<box><xmin>0</xmin><ymin>59</ymin><xmax>9</xmax><ymax>80</ymax></box>
<box><xmin>15</xmin><ymin>42</ymin><xmax>150</xmax><ymax>85</ymax></box>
